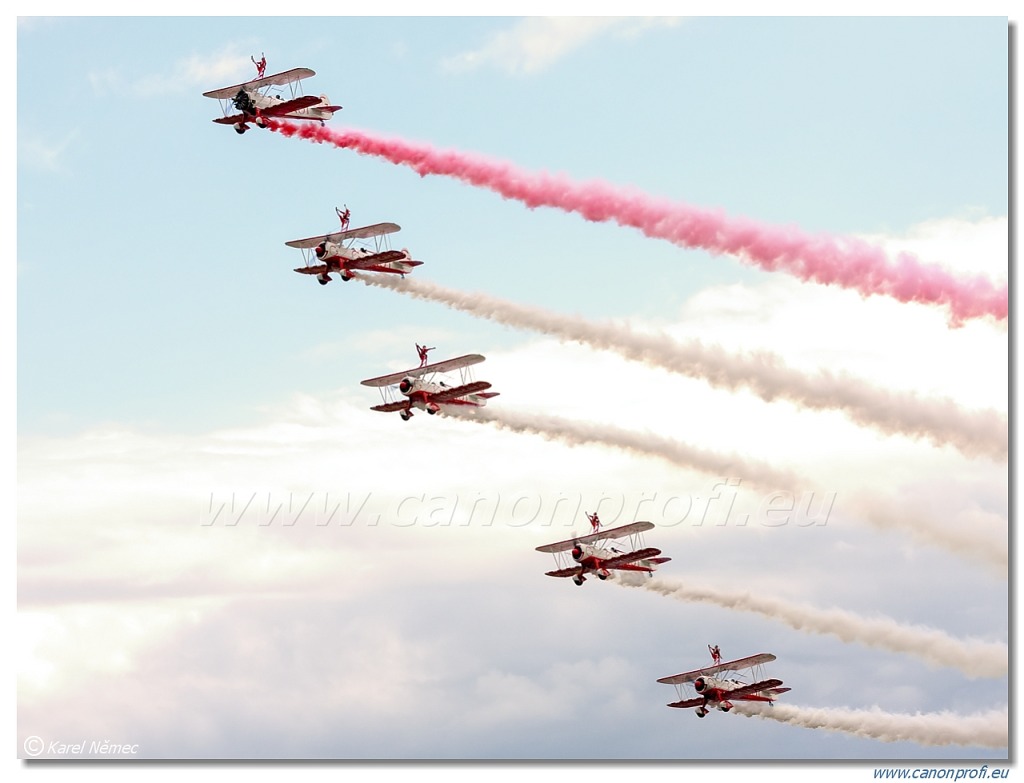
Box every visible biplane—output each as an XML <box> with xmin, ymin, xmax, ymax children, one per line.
<box><xmin>203</xmin><ymin>67</ymin><xmax>341</xmax><ymax>135</ymax></box>
<box><xmin>657</xmin><ymin>649</ymin><xmax>790</xmax><ymax>718</ymax></box>
<box><xmin>535</xmin><ymin>519</ymin><xmax>670</xmax><ymax>586</ymax></box>
<box><xmin>286</xmin><ymin>220</ymin><xmax>422</xmax><ymax>285</ymax></box>
<box><xmin>360</xmin><ymin>349</ymin><xmax>499</xmax><ymax>421</ymax></box>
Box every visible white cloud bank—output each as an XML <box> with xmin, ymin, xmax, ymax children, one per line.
<box><xmin>443</xmin><ymin>17</ymin><xmax>682</xmax><ymax>75</ymax></box>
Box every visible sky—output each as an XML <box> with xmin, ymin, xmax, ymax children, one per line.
<box><xmin>13</xmin><ymin>11</ymin><xmax>1013</xmax><ymax>776</ymax></box>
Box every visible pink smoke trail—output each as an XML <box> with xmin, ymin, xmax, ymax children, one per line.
<box><xmin>268</xmin><ymin>120</ymin><xmax>1007</xmax><ymax>323</ymax></box>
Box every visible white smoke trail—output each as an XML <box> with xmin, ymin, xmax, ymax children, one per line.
<box><xmin>732</xmin><ymin>703</ymin><xmax>1007</xmax><ymax>749</ymax></box>
<box><xmin>356</xmin><ymin>274</ymin><xmax>1007</xmax><ymax>460</ymax></box>
<box><xmin>445</xmin><ymin>406</ymin><xmax>800</xmax><ymax>490</ymax></box>
<box><xmin>449</xmin><ymin>406</ymin><xmax>1006</xmax><ymax>573</ymax></box>
<box><xmin>852</xmin><ymin>499</ymin><xmax>1007</xmax><ymax>576</ymax></box>
<box><xmin>631</xmin><ymin>577</ymin><xmax>1006</xmax><ymax>678</ymax></box>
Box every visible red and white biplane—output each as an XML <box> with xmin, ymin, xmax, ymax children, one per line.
<box><xmin>657</xmin><ymin>649</ymin><xmax>789</xmax><ymax>718</ymax></box>
<box><xmin>203</xmin><ymin>67</ymin><xmax>341</xmax><ymax>135</ymax></box>
<box><xmin>360</xmin><ymin>349</ymin><xmax>499</xmax><ymax>421</ymax></box>
<box><xmin>535</xmin><ymin>519</ymin><xmax>670</xmax><ymax>586</ymax></box>
<box><xmin>287</xmin><ymin>220</ymin><xmax>422</xmax><ymax>285</ymax></box>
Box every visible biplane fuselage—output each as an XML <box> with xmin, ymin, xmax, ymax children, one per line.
<box><xmin>689</xmin><ymin>675</ymin><xmax>782</xmax><ymax>716</ymax></box>
<box><xmin>287</xmin><ymin>222</ymin><xmax>422</xmax><ymax>285</ymax></box>
<box><xmin>315</xmin><ymin>241</ymin><xmax>418</xmax><ymax>281</ymax></box>
<box><xmin>203</xmin><ymin>67</ymin><xmax>341</xmax><ymax>135</ymax></box>
<box><xmin>536</xmin><ymin>520</ymin><xmax>669</xmax><ymax>586</ymax></box>
<box><xmin>398</xmin><ymin>377</ymin><xmax>496</xmax><ymax>417</ymax></box>
<box><xmin>241</xmin><ymin>89</ymin><xmax>337</xmax><ymax>123</ymax></box>
<box><xmin>657</xmin><ymin>652</ymin><xmax>789</xmax><ymax>718</ymax></box>
<box><xmin>361</xmin><ymin>353</ymin><xmax>498</xmax><ymax>422</ymax></box>
<box><xmin>570</xmin><ymin>542</ymin><xmax>664</xmax><ymax>581</ymax></box>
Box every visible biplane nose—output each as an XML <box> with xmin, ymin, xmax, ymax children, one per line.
<box><xmin>399</xmin><ymin>377</ymin><xmax>415</xmax><ymax>394</ymax></box>
<box><xmin>694</xmin><ymin>677</ymin><xmax>707</xmax><ymax>693</ymax></box>
<box><xmin>571</xmin><ymin>545</ymin><xmax>584</xmax><ymax>562</ymax></box>
<box><xmin>315</xmin><ymin>242</ymin><xmax>328</xmax><ymax>259</ymax></box>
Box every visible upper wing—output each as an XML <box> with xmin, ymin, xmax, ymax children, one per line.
<box><xmin>535</xmin><ymin>520</ymin><xmax>655</xmax><ymax>554</ymax></box>
<box><xmin>656</xmin><ymin>669</ymin><xmax>703</xmax><ymax>686</ymax></box>
<box><xmin>342</xmin><ymin>222</ymin><xmax>401</xmax><ymax>240</ymax></box>
<box><xmin>430</xmin><ymin>381</ymin><xmax>491</xmax><ymax>403</ymax></box>
<box><xmin>361</xmin><ymin>354</ymin><xmax>486</xmax><ymax>388</ymax></box>
<box><xmin>716</xmin><ymin>653</ymin><xmax>777</xmax><ymax>672</ymax></box>
<box><xmin>657</xmin><ymin>653</ymin><xmax>777</xmax><ymax>685</ymax></box>
<box><xmin>286</xmin><ymin>223</ymin><xmax>402</xmax><ymax>249</ymax></box>
<box><xmin>203</xmin><ymin>68</ymin><xmax>316</xmax><ymax>98</ymax></box>
<box><xmin>593</xmin><ymin>520</ymin><xmax>655</xmax><ymax>541</ymax></box>
<box><xmin>725</xmin><ymin>679</ymin><xmax>785</xmax><ymax>700</ymax></box>
<box><xmin>361</xmin><ymin>369</ymin><xmax>421</xmax><ymax>388</ymax></box>
<box><xmin>600</xmin><ymin>547</ymin><xmax>662</xmax><ymax>569</ymax></box>
<box><xmin>534</xmin><ymin>538</ymin><xmax>581</xmax><ymax>555</ymax></box>
<box><xmin>418</xmin><ymin>354</ymin><xmax>485</xmax><ymax>376</ymax></box>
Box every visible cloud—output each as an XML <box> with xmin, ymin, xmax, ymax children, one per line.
<box><xmin>862</xmin><ymin>215</ymin><xmax>1008</xmax><ymax>282</ymax></box>
<box><xmin>88</xmin><ymin>44</ymin><xmax>257</xmax><ymax>97</ymax></box>
<box><xmin>443</xmin><ymin>17</ymin><xmax>682</xmax><ymax>75</ymax></box>
<box><xmin>18</xmin><ymin>130</ymin><xmax>79</xmax><ymax>173</ymax></box>
<box><xmin>17</xmin><ymin>212</ymin><xmax>1007</xmax><ymax>758</ymax></box>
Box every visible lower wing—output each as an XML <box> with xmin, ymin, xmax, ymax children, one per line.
<box><xmin>544</xmin><ymin>567</ymin><xmax>583</xmax><ymax>579</ymax></box>
<box><xmin>600</xmin><ymin>548</ymin><xmax>662</xmax><ymax>570</ymax></box>
<box><xmin>267</xmin><ymin>95</ymin><xmax>323</xmax><ymax>116</ymax></box>
<box><xmin>345</xmin><ymin>250</ymin><xmax>411</xmax><ymax>271</ymax></box>
<box><xmin>727</xmin><ymin>679</ymin><xmax>785</xmax><ymax>700</ymax></box>
<box><xmin>213</xmin><ymin>113</ymin><xmax>246</xmax><ymax>125</ymax></box>
<box><xmin>370</xmin><ymin>401</ymin><xmax>410</xmax><ymax>413</ymax></box>
<box><xmin>430</xmin><ymin>381</ymin><xmax>492</xmax><ymax>403</ymax></box>
<box><xmin>667</xmin><ymin>697</ymin><xmax>705</xmax><ymax>709</ymax></box>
